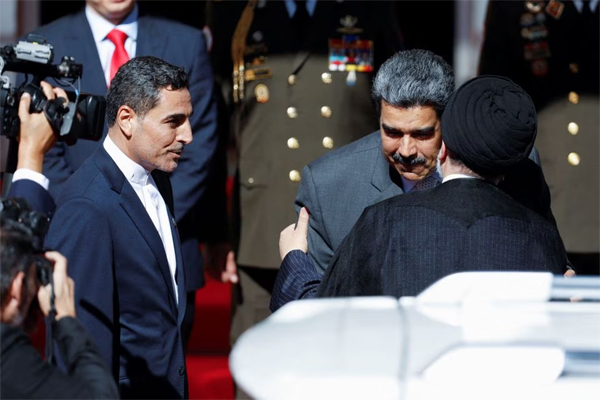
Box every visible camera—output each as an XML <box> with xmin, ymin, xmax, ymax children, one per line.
<box><xmin>0</xmin><ymin>34</ymin><xmax>105</xmax><ymax>145</ymax></box>
<box><xmin>0</xmin><ymin>197</ymin><xmax>52</xmax><ymax>285</ymax></box>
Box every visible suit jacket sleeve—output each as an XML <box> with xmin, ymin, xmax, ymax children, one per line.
<box><xmin>295</xmin><ymin>165</ymin><xmax>333</xmax><ymax>274</ymax></box>
<box><xmin>7</xmin><ymin>179</ymin><xmax>56</xmax><ymax>217</ymax></box>
<box><xmin>45</xmin><ymin>198</ymin><xmax>116</xmax><ymax>372</ymax></box>
<box><xmin>270</xmin><ymin>250</ymin><xmax>321</xmax><ymax>312</ymax></box>
<box><xmin>316</xmin><ymin>205</ymin><xmax>386</xmax><ymax>298</ymax></box>
<box><xmin>167</xmin><ymin>29</ymin><xmax>220</xmax><ymax>226</ymax></box>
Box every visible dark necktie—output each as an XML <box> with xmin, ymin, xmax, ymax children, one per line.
<box><xmin>412</xmin><ymin>175</ymin><xmax>440</xmax><ymax>191</ymax></box>
<box><xmin>293</xmin><ymin>0</ymin><xmax>310</xmax><ymax>38</ymax></box>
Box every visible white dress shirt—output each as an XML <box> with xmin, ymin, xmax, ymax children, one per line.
<box><xmin>12</xmin><ymin>169</ymin><xmax>49</xmax><ymax>190</ymax></box>
<box><xmin>103</xmin><ymin>135</ymin><xmax>179</xmax><ymax>303</ymax></box>
<box><xmin>85</xmin><ymin>4</ymin><xmax>138</xmax><ymax>86</ymax></box>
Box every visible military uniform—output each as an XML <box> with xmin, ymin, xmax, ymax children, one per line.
<box><xmin>479</xmin><ymin>0</ymin><xmax>599</xmax><ymax>274</ymax></box>
<box><xmin>209</xmin><ymin>0</ymin><xmax>403</xmax><ymax>360</ymax></box>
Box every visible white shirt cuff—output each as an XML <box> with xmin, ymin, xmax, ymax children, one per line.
<box><xmin>12</xmin><ymin>168</ymin><xmax>50</xmax><ymax>191</ymax></box>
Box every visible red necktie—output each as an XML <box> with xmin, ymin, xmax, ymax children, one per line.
<box><xmin>106</xmin><ymin>29</ymin><xmax>129</xmax><ymax>85</ymax></box>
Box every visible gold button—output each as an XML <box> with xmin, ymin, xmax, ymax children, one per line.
<box><xmin>289</xmin><ymin>170</ymin><xmax>301</xmax><ymax>182</ymax></box>
<box><xmin>322</xmin><ymin>136</ymin><xmax>334</xmax><ymax>149</ymax></box>
<box><xmin>567</xmin><ymin>122</ymin><xmax>579</xmax><ymax>135</ymax></box>
<box><xmin>320</xmin><ymin>106</ymin><xmax>332</xmax><ymax>118</ymax></box>
<box><xmin>287</xmin><ymin>137</ymin><xmax>299</xmax><ymax>149</ymax></box>
<box><xmin>288</xmin><ymin>74</ymin><xmax>296</xmax><ymax>85</ymax></box>
<box><xmin>569</xmin><ymin>63</ymin><xmax>579</xmax><ymax>74</ymax></box>
<box><xmin>321</xmin><ymin>72</ymin><xmax>332</xmax><ymax>84</ymax></box>
<box><xmin>248</xmin><ymin>177</ymin><xmax>255</xmax><ymax>184</ymax></box>
<box><xmin>568</xmin><ymin>92</ymin><xmax>579</xmax><ymax>104</ymax></box>
<box><xmin>287</xmin><ymin>107</ymin><xmax>298</xmax><ymax>119</ymax></box>
<box><xmin>568</xmin><ymin>152</ymin><xmax>580</xmax><ymax>166</ymax></box>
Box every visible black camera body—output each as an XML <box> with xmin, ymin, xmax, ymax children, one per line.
<box><xmin>0</xmin><ymin>197</ymin><xmax>52</xmax><ymax>286</ymax></box>
<box><xmin>0</xmin><ymin>34</ymin><xmax>105</xmax><ymax>145</ymax></box>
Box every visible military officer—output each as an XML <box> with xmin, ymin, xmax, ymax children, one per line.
<box><xmin>479</xmin><ymin>0</ymin><xmax>599</xmax><ymax>275</ymax></box>
<box><xmin>208</xmin><ymin>0</ymin><xmax>403</xmax><ymax>384</ymax></box>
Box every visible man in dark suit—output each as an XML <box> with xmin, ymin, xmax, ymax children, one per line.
<box><xmin>46</xmin><ymin>56</ymin><xmax>191</xmax><ymax>398</ymax></box>
<box><xmin>276</xmin><ymin>76</ymin><xmax>567</xmax><ymax>303</ymax></box>
<box><xmin>24</xmin><ymin>0</ymin><xmax>231</xmax><ymax>346</ymax></box>
<box><xmin>479</xmin><ymin>0</ymin><xmax>599</xmax><ymax>275</ymax></box>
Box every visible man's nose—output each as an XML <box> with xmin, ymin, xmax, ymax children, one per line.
<box><xmin>397</xmin><ymin>136</ymin><xmax>416</xmax><ymax>157</ymax></box>
<box><xmin>178</xmin><ymin>120</ymin><xmax>193</xmax><ymax>144</ymax></box>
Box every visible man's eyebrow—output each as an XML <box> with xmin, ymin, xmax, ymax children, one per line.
<box><xmin>162</xmin><ymin>112</ymin><xmax>190</xmax><ymax>122</ymax></box>
<box><xmin>413</xmin><ymin>126</ymin><xmax>436</xmax><ymax>134</ymax></box>
<box><xmin>381</xmin><ymin>123</ymin><xmax>401</xmax><ymax>133</ymax></box>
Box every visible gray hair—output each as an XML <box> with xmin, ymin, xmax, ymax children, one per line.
<box><xmin>372</xmin><ymin>49</ymin><xmax>454</xmax><ymax>117</ymax></box>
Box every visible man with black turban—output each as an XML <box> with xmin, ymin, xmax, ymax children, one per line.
<box><xmin>276</xmin><ymin>75</ymin><xmax>568</xmax><ymax>301</ymax></box>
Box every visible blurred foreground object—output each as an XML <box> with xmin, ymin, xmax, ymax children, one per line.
<box><xmin>231</xmin><ymin>271</ymin><xmax>600</xmax><ymax>400</ymax></box>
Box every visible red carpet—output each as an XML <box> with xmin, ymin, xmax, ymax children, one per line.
<box><xmin>187</xmin><ymin>276</ymin><xmax>235</xmax><ymax>400</ymax></box>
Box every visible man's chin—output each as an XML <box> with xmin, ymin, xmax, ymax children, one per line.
<box><xmin>398</xmin><ymin>168</ymin><xmax>429</xmax><ymax>182</ymax></box>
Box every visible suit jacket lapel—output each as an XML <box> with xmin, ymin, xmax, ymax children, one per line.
<box><xmin>136</xmin><ymin>16</ymin><xmax>167</xmax><ymax>58</ymax></box>
<box><xmin>152</xmin><ymin>171</ymin><xmax>186</xmax><ymax>324</ymax></box>
<box><xmin>69</xmin><ymin>11</ymin><xmax>110</xmax><ymax>93</ymax></box>
<box><xmin>93</xmin><ymin>148</ymin><xmax>179</xmax><ymax>315</ymax></box>
<box><xmin>370</xmin><ymin>132</ymin><xmax>403</xmax><ymax>204</ymax></box>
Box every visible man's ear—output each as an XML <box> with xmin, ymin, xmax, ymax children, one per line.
<box><xmin>439</xmin><ymin>141</ymin><xmax>448</xmax><ymax>164</ymax></box>
<box><xmin>116</xmin><ymin>105</ymin><xmax>136</xmax><ymax>139</ymax></box>
<box><xmin>1</xmin><ymin>272</ymin><xmax>25</xmax><ymax>322</ymax></box>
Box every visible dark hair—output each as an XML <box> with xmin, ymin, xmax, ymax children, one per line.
<box><xmin>106</xmin><ymin>56</ymin><xmax>190</xmax><ymax>127</ymax></box>
<box><xmin>0</xmin><ymin>217</ymin><xmax>36</xmax><ymax>304</ymax></box>
<box><xmin>372</xmin><ymin>49</ymin><xmax>454</xmax><ymax>117</ymax></box>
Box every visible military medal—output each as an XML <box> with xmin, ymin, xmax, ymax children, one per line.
<box><xmin>524</xmin><ymin>41</ymin><xmax>550</xmax><ymax>60</ymax></box>
<box><xmin>520</xmin><ymin>13</ymin><xmax>535</xmax><ymax>26</ymax></box>
<box><xmin>531</xmin><ymin>59</ymin><xmax>549</xmax><ymax>76</ymax></box>
<box><xmin>545</xmin><ymin>0</ymin><xmax>564</xmax><ymax>19</ymax></box>
<box><xmin>254</xmin><ymin>83</ymin><xmax>269</xmax><ymax>103</ymax></box>
<box><xmin>328</xmin><ymin>15</ymin><xmax>374</xmax><ymax>73</ymax></box>
<box><xmin>525</xmin><ymin>1</ymin><xmax>544</xmax><ymax>13</ymax></box>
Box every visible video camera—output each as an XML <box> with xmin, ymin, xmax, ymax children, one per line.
<box><xmin>0</xmin><ymin>197</ymin><xmax>52</xmax><ymax>286</ymax></box>
<box><xmin>0</xmin><ymin>34</ymin><xmax>105</xmax><ymax>146</ymax></box>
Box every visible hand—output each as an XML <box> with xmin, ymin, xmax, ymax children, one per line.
<box><xmin>202</xmin><ymin>242</ymin><xmax>238</xmax><ymax>284</ymax></box>
<box><xmin>564</xmin><ymin>268</ymin><xmax>576</xmax><ymax>278</ymax></box>
<box><xmin>37</xmin><ymin>251</ymin><xmax>76</xmax><ymax>320</ymax></box>
<box><xmin>279</xmin><ymin>207</ymin><xmax>309</xmax><ymax>260</ymax></box>
<box><xmin>17</xmin><ymin>81</ymin><xmax>68</xmax><ymax>173</ymax></box>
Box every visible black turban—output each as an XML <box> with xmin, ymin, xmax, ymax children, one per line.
<box><xmin>441</xmin><ymin>75</ymin><xmax>537</xmax><ymax>174</ymax></box>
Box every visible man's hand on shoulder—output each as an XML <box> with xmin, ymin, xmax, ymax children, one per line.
<box><xmin>279</xmin><ymin>207</ymin><xmax>309</xmax><ymax>260</ymax></box>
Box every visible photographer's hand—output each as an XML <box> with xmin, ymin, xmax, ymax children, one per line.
<box><xmin>37</xmin><ymin>251</ymin><xmax>76</xmax><ymax>320</ymax></box>
<box><xmin>17</xmin><ymin>81</ymin><xmax>68</xmax><ymax>173</ymax></box>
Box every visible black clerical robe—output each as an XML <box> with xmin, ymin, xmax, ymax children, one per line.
<box><xmin>316</xmin><ymin>178</ymin><xmax>567</xmax><ymax>298</ymax></box>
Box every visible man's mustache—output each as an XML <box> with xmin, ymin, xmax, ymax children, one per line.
<box><xmin>392</xmin><ymin>153</ymin><xmax>426</xmax><ymax>165</ymax></box>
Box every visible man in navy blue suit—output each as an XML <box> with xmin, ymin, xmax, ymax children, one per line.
<box><xmin>46</xmin><ymin>56</ymin><xmax>193</xmax><ymax>398</ymax></box>
<box><xmin>24</xmin><ymin>0</ymin><xmax>236</xmax><ymax>348</ymax></box>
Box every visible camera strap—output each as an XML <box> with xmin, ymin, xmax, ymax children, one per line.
<box><xmin>44</xmin><ymin>277</ymin><xmax>57</xmax><ymax>365</ymax></box>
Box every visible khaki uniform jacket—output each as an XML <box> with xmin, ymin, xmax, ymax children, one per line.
<box><xmin>479</xmin><ymin>0</ymin><xmax>599</xmax><ymax>253</ymax></box>
<box><xmin>211</xmin><ymin>0</ymin><xmax>403</xmax><ymax>268</ymax></box>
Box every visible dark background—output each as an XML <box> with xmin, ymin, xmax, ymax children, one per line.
<box><xmin>39</xmin><ymin>0</ymin><xmax>455</xmax><ymax>66</ymax></box>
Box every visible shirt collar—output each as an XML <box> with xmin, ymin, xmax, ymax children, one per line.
<box><xmin>573</xmin><ymin>0</ymin><xmax>599</xmax><ymax>12</ymax></box>
<box><xmin>103</xmin><ymin>134</ymin><xmax>150</xmax><ymax>186</ymax></box>
<box><xmin>442</xmin><ymin>173</ymin><xmax>479</xmax><ymax>183</ymax></box>
<box><xmin>85</xmin><ymin>3</ymin><xmax>139</xmax><ymax>45</ymax></box>
<box><xmin>402</xmin><ymin>171</ymin><xmax>442</xmax><ymax>192</ymax></box>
